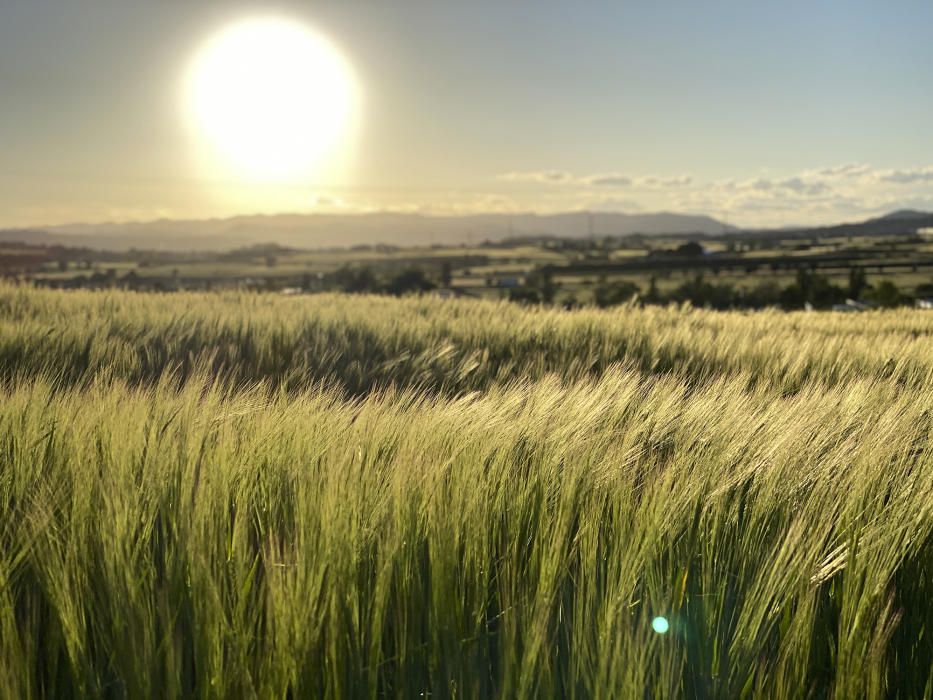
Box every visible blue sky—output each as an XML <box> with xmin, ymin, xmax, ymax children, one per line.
<box><xmin>2</xmin><ymin>0</ymin><xmax>933</xmax><ymax>227</ymax></box>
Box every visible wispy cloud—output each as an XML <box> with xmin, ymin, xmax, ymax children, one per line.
<box><xmin>877</xmin><ymin>167</ymin><xmax>933</xmax><ymax>184</ymax></box>
<box><xmin>639</xmin><ymin>175</ymin><xmax>693</xmax><ymax>187</ymax></box>
<box><xmin>777</xmin><ymin>177</ymin><xmax>829</xmax><ymax>196</ymax></box>
<box><xmin>815</xmin><ymin>163</ymin><xmax>871</xmax><ymax>178</ymax></box>
<box><xmin>493</xmin><ymin>163</ymin><xmax>933</xmax><ymax>226</ymax></box>
<box><xmin>499</xmin><ymin>170</ymin><xmax>692</xmax><ymax>189</ymax></box>
<box><xmin>586</xmin><ymin>173</ymin><xmax>632</xmax><ymax>187</ymax></box>
<box><xmin>498</xmin><ymin>170</ymin><xmax>576</xmax><ymax>185</ymax></box>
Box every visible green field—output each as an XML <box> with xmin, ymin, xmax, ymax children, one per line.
<box><xmin>24</xmin><ymin>231</ymin><xmax>933</xmax><ymax>311</ymax></box>
<box><xmin>4</xmin><ymin>284</ymin><xmax>933</xmax><ymax>696</ymax></box>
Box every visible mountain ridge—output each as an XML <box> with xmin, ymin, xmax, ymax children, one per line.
<box><xmin>2</xmin><ymin>209</ymin><xmax>931</xmax><ymax>252</ymax></box>
<box><xmin>0</xmin><ymin>211</ymin><xmax>735</xmax><ymax>251</ymax></box>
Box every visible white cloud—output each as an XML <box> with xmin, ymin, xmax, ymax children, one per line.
<box><xmin>585</xmin><ymin>173</ymin><xmax>632</xmax><ymax>187</ymax></box>
<box><xmin>877</xmin><ymin>167</ymin><xmax>933</xmax><ymax>184</ymax></box>
<box><xmin>499</xmin><ymin>170</ymin><xmax>692</xmax><ymax>189</ymax></box>
<box><xmin>498</xmin><ymin>170</ymin><xmax>576</xmax><ymax>185</ymax></box>
<box><xmin>777</xmin><ymin>177</ymin><xmax>829</xmax><ymax>196</ymax></box>
<box><xmin>814</xmin><ymin>163</ymin><xmax>871</xmax><ymax>178</ymax></box>
<box><xmin>492</xmin><ymin>163</ymin><xmax>933</xmax><ymax>226</ymax></box>
<box><xmin>638</xmin><ymin>175</ymin><xmax>693</xmax><ymax>187</ymax></box>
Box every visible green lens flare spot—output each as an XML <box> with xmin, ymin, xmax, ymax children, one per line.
<box><xmin>652</xmin><ymin>616</ymin><xmax>669</xmax><ymax>634</ymax></box>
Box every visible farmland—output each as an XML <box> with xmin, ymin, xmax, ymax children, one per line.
<box><xmin>3</xmin><ymin>284</ymin><xmax>933</xmax><ymax>696</ymax></box>
<box><xmin>9</xmin><ymin>210</ymin><xmax>933</xmax><ymax>312</ymax></box>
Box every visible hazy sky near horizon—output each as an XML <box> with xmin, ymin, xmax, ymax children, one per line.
<box><xmin>3</xmin><ymin>0</ymin><xmax>933</xmax><ymax>228</ymax></box>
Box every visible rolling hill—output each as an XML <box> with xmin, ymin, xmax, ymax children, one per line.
<box><xmin>3</xmin><ymin>209</ymin><xmax>931</xmax><ymax>252</ymax></box>
<box><xmin>0</xmin><ymin>211</ymin><xmax>735</xmax><ymax>251</ymax></box>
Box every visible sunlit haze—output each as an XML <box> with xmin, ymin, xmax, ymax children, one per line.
<box><xmin>3</xmin><ymin>1</ymin><xmax>933</xmax><ymax>228</ymax></box>
<box><xmin>185</xmin><ymin>17</ymin><xmax>359</xmax><ymax>187</ymax></box>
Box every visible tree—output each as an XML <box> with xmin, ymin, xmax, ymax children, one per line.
<box><xmin>525</xmin><ymin>267</ymin><xmax>558</xmax><ymax>304</ymax></box>
<box><xmin>780</xmin><ymin>269</ymin><xmax>845</xmax><ymax>309</ymax></box>
<box><xmin>675</xmin><ymin>241</ymin><xmax>705</xmax><ymax>257</ymax></box>
<box><xmin>848</xmin><ymin>267</ymin><xmax>867</xmax><ymax>299</ymax></box>
<box><xmin>865</xmin><ymin>280</ymin><xmax>904</xmax><ymax>308</ymax></box>
<box><xmin>593</xmin><ymin>277</ymin><xmax>640</xmax><ymax>308</ymax></box>
<box><xmin>539</xmin><ymin>268</ymin><xmax>557</xmax><ymax>304</ymax></box>
<box><xmin>387</xmin><ymin>268</ymin><xmax>435</xmax><ymax>296</ymax></box>
<box><xmin>440</xmin><ymin>261</ymin><xmax>453</xmax><ymax>287</ymax></box>
<box><xmin>333</xmin><ymin>265</ymin><xmax>379</xmax><ymax>293</ymax></box>
<box><xmin>673</xmin><ymin>273</ymin><xmax>737</xmax><ymax>309</ymax></box>
<box><xmin>645</xmin><ymin>276</ymin><xmax>660</xmax><ymax>304</ymax></box>
<box><xmin>743</xmin><ymin>281</ymin><xmax>782</xmax><ymax>309</ymax></box>
<box><xmin>508</xmin><ymin>287</ymin><xmax>540</xmax><ymax>304</ymax></box>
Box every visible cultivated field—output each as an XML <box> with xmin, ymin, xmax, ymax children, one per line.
<box><xmin>3</xmin><ymin>284</ymin><xmax>933</xmax><ymax>697</ymax></box>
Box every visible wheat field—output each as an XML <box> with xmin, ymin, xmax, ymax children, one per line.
<box><xmin>3</xmin><ymin>284</ymin><xmax>933</xmax><ymax>697</ymax></box>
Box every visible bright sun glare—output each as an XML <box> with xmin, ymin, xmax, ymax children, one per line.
<box><xmin>185</xmin><ymin>17</ymin><xmax>359</xmax><ymax>183</ymax></box>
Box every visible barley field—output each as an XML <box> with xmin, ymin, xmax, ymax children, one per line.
<box><xmin>3</xmin><ymin>283</ymin><xmax>933</xmax><ymax>697</ymax></box>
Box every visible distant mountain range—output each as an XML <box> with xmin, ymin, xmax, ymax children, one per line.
<box><xmin>0</xmin><ymin>211</ymin><xmax>735</xmax><ymax>251</ymax></box>
<box><xmin>875</xmin><ymin>209</ymin><xmax>933</xmax><ymax>221</ymax></box>
<box><xmin>742</xmin><ymin>209</ymin><xmax>933</xmax><ymax>240</ymax></box>
<box><xmin>1</xmin><ymin>209</ymin><xmax>931</xmax><ymax>252</ymax></box>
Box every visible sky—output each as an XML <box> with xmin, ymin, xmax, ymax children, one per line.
<box><xmin>3</xmin><ymin>0</ymin><xmax>933</xmax><ymax>229</ymax></box>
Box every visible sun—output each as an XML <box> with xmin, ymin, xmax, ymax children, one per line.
<box><xmin>184</xmin><ymin>17</ymin><xmax>359</xmax><ymax>183</ymax></box>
